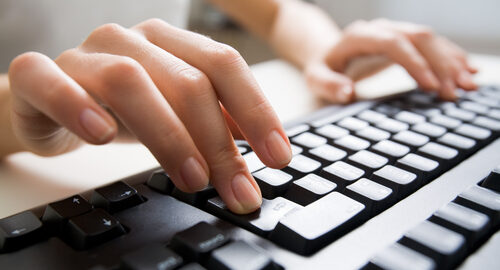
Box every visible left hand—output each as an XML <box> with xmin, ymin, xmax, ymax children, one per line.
<box><xmin>304</xmin><ymin>18</ymin><xmax>477</xmax><ymax>103</ymax></box>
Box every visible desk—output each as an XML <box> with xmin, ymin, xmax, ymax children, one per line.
<box><xmin>1</xmin><ymin>53</ymin><xmax>500</xmax><ymax>218</ymax></box>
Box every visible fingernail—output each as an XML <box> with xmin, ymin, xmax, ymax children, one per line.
<box><xmin>422</xmin><ymin>70</ymin><xmax>440</xmax><ymax>90</ymax></box>
<box><xmin>231</xmin><ymin>174</ymin><xmax>261</xmax><ymax>212</ymax></box>
<box><xmin>336</xmin><ymin>85</ymin><xmax>352</xmax><ymax>103</ymax></box>
<box><xmin>80</xmin><ymin>108</ymin><xmax>114</xmax><ymax>142</ymax></box>
<box><xmin>457</xmin><ymin>71</ymin><xmax>476</xmax><ymax>89</ymax></box>
<box><xmin>180</xmin><ymin>157</ymin><xmax>209</xmax><ymax>191</ymax></box>
<box><xmin>266</xmin><ymin>130</ymin><xmax>292</xmax><ymax>166</ymax></box>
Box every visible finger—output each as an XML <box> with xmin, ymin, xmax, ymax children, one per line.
<box><xmin>9</xmin><ymin>52</ymin><xmax>117</xmax><ymax>149</ymax></box>
<box><xmin>304</xmin><ymin>62</ymin><xmax>354</xmax><ymax>104</ymax></box>
<box><xmin>56</xmin><ymin>49</ymin><xmax>210</xmax><ymax>193</ymax></box>
<box><xmin>132</xmin><ymin>19</ymin><xmax>292</xmax><ymax>169</ymax></box>
<box><xmin>222</xmin><ymin>105</ymin><xmax>244</xmax><ymax>140</ymax></box>
<box><xmin>76</xmin><ymin>23</ymin><xmax>261</xmax><ymax>213</ymax></box>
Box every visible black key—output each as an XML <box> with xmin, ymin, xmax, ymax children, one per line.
<box><xmin>284</xmin><ymin>174</ymin><xmax>337</xmax><ymax>206</ymax></box>
<box><xmin>366</xmin><ymin>242</ymin><xmax>436</xmax><ymax>270</ymax></box>
<box><xmin>121</xmin><ymin>244</ymin><xmax>183</xmax><ymax>270</ymax></box>
<box><xmin>454</xmin><ymin>123</ymin><xmax>492</xmax><ymax>140</ymax></box>
<box><xmin>147</xmin><ymin>170</ymin><xmax>175</xmax><ymax>194</ymax></box>
<box><xmin>0</xmin><ymin>211</ymin><xmax>44</xmax><ymax>252</ymax></box>
<box><xmin>392</xmin><ymin>130</ymin><xmax>429</xmax><ymax>148</ymax></box>
<box><xmin>170</xmin><ymin>222</ymin><xmax>229</xmax><ymax>262</ymax></box>
<box><xmin>357</xmin><ymin>110</ymin><xmax>387</xmax><ymax>124</ymax></box>
<box><xmin>309</xmin><ymin>144</ymin><xmax>346</xmax><ymax>162</ymax></box>
<box><xmin>371</xmin><ymin>140</ymin><xmax>410</xmax><ymax>161</ymax></box>
<box><xmin>171</xmin><ymin>185</ymin><xmax>217</xmax><ymax>207</ymax></box>
<box><xmin>334</xmin><ymin>135</ymin><xmax>371</xmax><ymax>152</ymax></box>
<box><xmin>344</xmin><ymin>178</ymin><xmax>394</xmax><ymax>215</ymax></box>
<box><xmin>399</xmin><ymin>220</ymin><xmax>466</xmax><ymax>269</ymax></box>
<box><xmin>429</xmin><ymin>202</ymin><xmax>490</xmax><ymax>250</ymax></box>
<box><xmin>395</xmin><ymin>111</ymin><xmax>426</xmax><ymax>124</ymax></box>
<box><xmin>348</xmin><ymin>150</ymin><xmax>388</xmax><ymax>174</ymax></box>
<box><xmin>375</xmin><ymin>118</ymin><xmax>409</xmax><ymax>133</ymax></box>
<box><xmin>206</xmin><ymin>196</ymin><xmax>301</xmax><ymax>236</ymax></box>
<box><xmin>481</xmin><ymin>165</ymin><xmax>500</xmax><ymax>193</ymax></box>
<box><xmin>417</xmin><ymin>142</ymin><xmax>459</xmax><ymax>167</ymax></box>
<box><xmin>355</xmin><ymin>126</ymin><xmax>390</xmax><ymax>142</ymax></box>
<box><xmin>396</xmin><ymin>154</ymin><xmax>439</xmax><ymax>183</ymax></box>
<box><xmin>178</xmin><ymin>263</ymin><xmax>207</xmax><ymax>270</ymax></box>
<box><xmin>454</xmin><ymin>185</ymin><xmax>500</xmax><ymax>227</ymax></box>
<box><xmin>321</xmin><ymin>161</ymin><xmax>365</xmax><ymax>189</ymax></box>
<box><xmin>315</xmin><ymin>124</ymin><xmax>349</xmax><ymax>139</ymax></box>
<box><xmin>337</xmin><ymin>116</ymin><xmax>369</xmax><ymax>131</ymax></box>
<box><xmin>42</xmin><ymin>195</ymin><xmax>93</xmax><ymax>232</ymax></box>
<box><xmin>253</xmin><ymin>168</ymin><xmax>294</xmax><ymax>199</ymax></box>
<box><xmin>411</xmin><ymin>122</ymin><xmax>446</xmax><ymax>138</ymax></box>
<box><xmin>91</xmin><ymin>181</ymin><xmax>145</xmax><ymax>213</ymax></box>
<box><xmin>207</xmin><ymin>240</ymin><xmax>280</xmax><ymax>270</ymax></box>
<box><xmin>372</xmin><ymin>165</ymin><xmax>419</xmax><ymax>199</ymax></box>
<box><xmin>269</xmin><ymin>192</ymin><xmax>366</xmax><ymax>255</ymax></box>
<box><xmin>66</xmin><ymin>209</ymin><xmax>125</xmax><ymax>249</ymax></box>
<box><xmin>437</xmin><ymin>133</ymin><xmax>476</xmax><ymax>151</ymax></box>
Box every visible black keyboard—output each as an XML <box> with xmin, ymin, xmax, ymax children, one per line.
<box><xmin>1</xmin><ymin>86</ymin><xmax>499</xmax><ymax>270</ymax></box>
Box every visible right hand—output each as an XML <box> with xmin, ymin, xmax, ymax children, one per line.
<box><xmin>7</xmin><ymin>19</ymin><xmax>292</xmax><ymax>214</ymax></box>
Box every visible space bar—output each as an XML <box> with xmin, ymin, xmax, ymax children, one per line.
<box><xmin>269</xmin><ymin>192</ymin><xmax>366</xmax><ymax>255</ymax></box>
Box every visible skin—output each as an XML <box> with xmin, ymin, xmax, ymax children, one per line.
<box><xmin>0</xmin><ymin>0</ymin><xmax>477</xmax><ymax>214</ymax></box>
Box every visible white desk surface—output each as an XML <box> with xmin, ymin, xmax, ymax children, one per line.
<box><xmin>1</xmin><ymin>53</ymin><xmax>500</xmax><ymax>219</ymax></box>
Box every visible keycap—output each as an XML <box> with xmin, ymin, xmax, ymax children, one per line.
<box><xmin>0</xmin><ymin>211</ymin><xmax>44</xmax><ymax>252</ymax></box>
<box><xmin>366</xmin><ymin>242</ymin><xmax>436</xmax><ymax>270</ymax></box>
<box><xmin>399</xmin><ymin>220</ymin><xmax>466</xmax><ymax>269</ymax></box>
<box><xmin>459</xmin><ymin>101</ymin><xmax>489</xmax><ymax>114</ymax></box>
<box><xmin>376</xmin><ymin>118</ymin><xmax>409</xmax><ymax>133</ymax></box>
<box><xmin>286</xmin><ymin>154</ymin><xmax>322</xmax><ymax>176</ymax></box>
<box><xmin>65</xmin><ymin>209</ymin><xmax>125</xmax><ymax>249</ymax></box>
<box><xmin>481</xmin><ymin>165</ymin><xmax>500</xmax><ymax>193</ymax></box>
<box><xmin>375</xmin><ymin>104</ymin><xmax>401</xmax><ymax>116</ymax></box>
<box><xmin>269</xmin><ymin>192</ymin><xmax>365</xmax><ymax>255</ymax></box>
<box><xmin>487</xmin><ymin>109</ymin><xmax>500</xmax><ymax>120</ymax></box>
<box><xmin>458</xmin><ymin>231</ymin><xmax>500</xmax><ymax>270</ymax></box>
<box><xmin>290</xmin><ymin>144</ymin><xmax>303</xmax><ymax>156</ymax></box>
<box><xmin>337</xmin><ymin>117</ymin><xmax>369</xmax><ymax>131</ymax></box>
<box><xmin>147</xmin><ymin>170</ymin><xmax>175</xmax><ymax>194</ymax></box>
<box><xmin>445</xmin><ymin>107</ymin><xmax>476</xmax><ymax>121</ymax></box>
<box><xmin>322</xmin><ymin>161</ymin><xmax>365</xmax><ymax>188</ymax></box>
<box><xmin>396</xmin><ymin>154</ymin><xmax>439</xmax><ymax>182</ymax></box>
<box><xmin>207</xmin><ymin>240</ymin><xmax>280</xmax><ymax>270</ymax></box>
<box><xmin>292</xmin><ymin>132</ymin><xmax>327</xmax><ymax>148</ymax></box>
<box><xmin>243</xmin><ymin>152</ymin><xmax>265</xmax><ymax>173</ymax></box>
<box><xmin>286</xmin><ymin>124</ymin><xmax>309</xmax><ymax>137</ymax></box>
<box><xmin>170</xmin><ymin>222</ymin><xmax>229</xmax><ymax>261</ymax></box>
<box><xmin>237</xmin><ymin>146</ymin><xmax>249</xmax><ymax>155</ymax></box>
<box><xmin>178</xmin><ymin>263</ymin><xmax>207</xmax><ymax>270</ymax></box>
<box><xmin>429</xmin><ymin>202</ymin><xmax>489</xmax><ymax>249</ymax></box>
<box><xmin>357</xmin><ymin>110</ymin><xmax>387</xmax><ymax>124</ymax></box>
<box><xmin>206</xmin><ymin>196</ymin><xmax>302</xmax><ymax>236</ymax></box>
<box><xmin>315</xmin><ymin>124</ymin><xmax>349</xmax><ymax>139</ymax></box>
<box><xmin>372</xmin><ymin>165</ymin><xmax>418</xmax><ymax>199</ymax></box>
<box><xmin>42</xmin><ymin>195</ymin><xmax>93</xmax><ymax>232</ymax></box>
<box><xmin>121</xmin><ymin>245</ymin><xmax>183</xmax><ymax>270</ymax></box>
<box><xmin>171</xmin><ymin>185</ymin><xmax>218</xmax><ymax>207</ymax></box>
<box><xmin>355</xmin><ymin>126</ymin><xmax>391</xmax><ymax>142</ymax></box>
<box><xmin>309</xmin><ymin>144</ymin><xmax>346</xmax><ymax>162</ymax></box>
<box><xmin>437</xmin><ymin>133</ymin><xmax>476</xmax><ymax>150</ymax></box>
<box><xmin>454</xmin><ymin>124</ymin><xmax>491</xmax><ymax>140</ymax></box>
<box><xmin>348</xmin><ymin>150</ymin><xmax>388</xmax><ymax>172</ymax></box>
<box><xmin>395</xmin><ymin>111</ymin><xmax>426</xmax><ymax>124</ymax></box>
<box><xmin>411</xmin><ymin>122</ymin><xmax>446</xmax><ymax>138</ymax></box>
<box><xmin>345</xmin><ymin>178</ymin><xmax>393</xmax><ymax>215</ymax></box>
<box><xmin>91</xmin><ymin>181</ymin><xmax>145</xmax><ymax>213</ymax></box>
<box><xmin>392</xmin><ymin>130</ymin><xmax>429</xmax><ymax>147</ymax></box>
<box><xmin>253</xmin><ymin>168</ymin><xmax>293</xmax><ymax>199</ymax></box>
<box><xmin>334</xmin><ymin>135</ymin><xmax>370</xmax><ymax>152</ymax></box>
<box><xmin>412</xmin><ymin>107</ymin><xmax>441</xmax><ymax>118</ymax></box>
<box><xmin>454</xmin><ymin>185</ymin><xmax>500</xmax><ymax>226</ymax></box>
<box><xmin>473</xmin><ymin>116</ymin><xmax>500</xmax><ymax>132</ymax></box>
<box><xmin>284</xmin><ymin>174</ymin><xmax>337</xmax><ymax>206</ymax></box>
<box><xmin>371</xmin><ymin>140</ymin><xmax>410</xmax><ymax>160</ymax></box>
<box><xmin>430</xmin><ymin>114</ymin><xmax>462</xmax><ymax>129</ymax></box>
<box><xmin>417</xmin><ymin>142</ymin><xmax>459</xmax><ymax>164</ymax></box>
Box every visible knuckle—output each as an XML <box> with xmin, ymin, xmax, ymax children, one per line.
<box><xmin>99</xmin><ymin>56</ymin><xmax>144</xmax><ymax>93</ymax></box>
<box><xmin>411</xmin><ymin>26</ymin><xmax>434</xmax><ymax>41</ymax></box>
<box><xmin>84</xmin><ymin>23</ymin><xmax>126</xmax><ymax>46</ymax></box>
<box><xmin>9</xmin><ymin>52</ymin><xmax>45</xmax><ymax>75</ymax></box>
<box><xmin>205</xmin><ymin>42</ymin><xmax>244</xmax><ymax>67</ymax></box>
<box><xmin>211</xmin><ymin>144</ymin><xmax>247</xmax><ymax>172</ymax></box>
<box><xmin>174</xmin><ymin>67</ymin><xmax>212</xmax><ymax>96</ymax></box>
<box><xmin>142</xmin><ymin>18</ymin><xmax>169</xmax><ymax>29</ymax></box>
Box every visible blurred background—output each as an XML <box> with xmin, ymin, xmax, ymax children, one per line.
<box><xmin>189</xmin><ymin>0</ymin><xmax>500</xmax><ymax>65</ymax></box>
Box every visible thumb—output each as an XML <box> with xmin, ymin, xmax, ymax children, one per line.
<box><xmin>304</xmin><ymin>62</ymin><xmax>355</xmax><ymax>104</ymax></box>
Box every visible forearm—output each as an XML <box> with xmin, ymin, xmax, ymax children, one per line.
<box><xmin>0</xmin><ymin>74</ymin><xmax>24</xmax><ymax>158</ymax></box>
<box><xmin>207</xmin><ymin>0</ymin><xmax>342</xmax><ymax>69</ymax></box>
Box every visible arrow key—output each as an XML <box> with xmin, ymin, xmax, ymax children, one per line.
<box><xmin>66</xmin><ymin>209</ymin><xmax>125</xmax><ymax>249</ymax></box>
<box><xmin>91</xmin><ymin>181</ymin><xmax>145</xmax><ymax>213</ymax></box>
<box><xmin>42</xmin><ymin>195</ymin><xmax>93</xmax><ymax>233</ymax></box>
<box><xmin>0</xmin><ymin>211</ymin><xmax>44</xmax><ymax>253</ymax></box>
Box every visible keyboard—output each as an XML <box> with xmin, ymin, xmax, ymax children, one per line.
<box><xmin>1</xmin><ymin>85</ymin><xmax>499</xmax><ymax>270</ymax></box>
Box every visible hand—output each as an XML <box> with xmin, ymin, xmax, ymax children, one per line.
<box><xmin>7</xmin><ymin>19</ymin><xmax>292</xmax><ymax>214</ymax></box>
<box><xmin>304</xmin><ymin>18</ymin><xmax>477</xmax><ymax>103</ymax></box>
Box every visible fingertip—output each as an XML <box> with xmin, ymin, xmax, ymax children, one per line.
<box><xmin>439</xmin><ymin>79</ymin><xmax>457</xmax><ymax>101</ymax></box>
<box><xmin>420</xmin><ymin>70</ymin><xmax>440</xmax><ymax>90</ymax></box>
<box><xmin>334</xmin><ymin>84</ymin><xmax>355</xmax><ymax>104</ymax></box>
<box><xmin>265</xmin><ymin>129</ymin><xmax>292</xmax><ymax>168</ymax></box>
<box><xmin>80</xmin><ymin>108</ymin><xmax>117</xmax><ymax>144</ymax></box>
<box><xmin>230</xmin><ymin>173</ymin><xmax>262</xmax><ymax>214</ymax></box>
<box><xmin>456</xmin><ymin>70</ymin><xmax>477</xmax><ymax>91</ymax></box>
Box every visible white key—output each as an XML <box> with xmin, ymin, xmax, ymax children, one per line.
<box><xmin>243</xmin><ymin>152</ymin><xmax>265</xmax><ymax>172</ymax></box>
<box><xmin>292</xmin><ymin>132</ymin><xmax>327</xmax><ymax>148</ymax></box>
<box><xmin>288</xmin><ymin>154</ymin><xmax>321</xmax><ymax>173</ymax></box>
